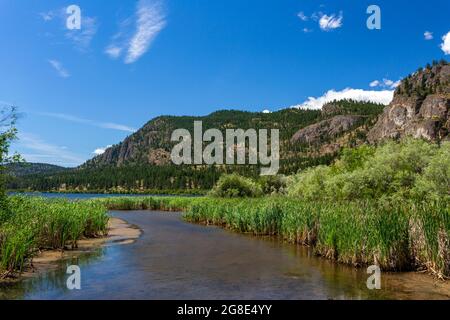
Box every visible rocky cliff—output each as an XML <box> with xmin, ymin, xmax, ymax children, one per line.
<box><xmin>368</xmin><ymin>61</ymin><xmax>450</xmax><ymax>143</ymax></box>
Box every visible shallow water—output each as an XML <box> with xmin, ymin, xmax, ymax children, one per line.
<box><xmin>0</xmin><ymin>211</ymin><xmax>448</xmax><ymax>300</ymax></box>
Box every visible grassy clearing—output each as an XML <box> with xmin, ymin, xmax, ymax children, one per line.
<box><xmin>0</xmin><ymin>196</ymin><xmax>108</xmax><ymax>276</ymax></box>
<box><xmin>96</xmin><ymin>195</ymin><xmax>449</xmax><ymax>278</ymax></box>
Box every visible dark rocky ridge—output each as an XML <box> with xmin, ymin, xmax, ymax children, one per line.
<box><xmin>368</xmin><ymin>61</ymin><xmax>450</xmax><ymax>143</ymax></box>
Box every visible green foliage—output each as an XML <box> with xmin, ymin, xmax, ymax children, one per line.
<box><xmin>413</xmin><ymin>142</ymin><xmax>450</xmax><ymax>200</ymax></box>
<box><xmin>209</xmin><ymin>174</ymin><xmax>263</xmax><ymax>198</ymax></box>
<box><xmin>288</xmin><ymin>139</ymin><xmax>449</xmax><ymax>201</ymax></box>
<box><xmin>0</xmin><ymin>196</ymin><xmax>108</xmax><ymax>274</ymax></box>
<box><xmin>0</xmin><ymin>106</ymin><xmax>22</xmax><ymax>213</ymax></box>
<box><xmin>258</xmin><ymin>175</ymin><xmax>287</xmax><ymax>195</ymax></box>
<box><xmin>183</xmin><ymin>197</ymin><xmax>449</xmax><ymax>277</ymax></box>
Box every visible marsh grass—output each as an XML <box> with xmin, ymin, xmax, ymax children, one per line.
<box><xmin>69</xmin><ymin>195</ymin><xmax>450</xmax><ymax>278</ymax></box>
<box><xmin>3</xmin><ymin>195</ymin><xmax>446</xmax><ymax>278</ymax></box>
<box><xmin>0</xmin><ymin>196</ymin><xmax>108</xmax><ymax>275</ymax></box>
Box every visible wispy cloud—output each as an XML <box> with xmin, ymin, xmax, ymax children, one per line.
<box><xmin>38</xmin><ymin>112</ymin><xmax>136</xmax><ymax>133</ymax></box>
<box><xmin>290</xmin><ymin>88</ymin><xmax>394</xmax><ymax>110</ymax></box>
<box><xmin>318</xmin><ymin>12</ymin><xmax>343</xmax><ymax>31</ymax></box>
<box><xmin>16</xmin><ymin>132</ymin><xmax>85</xmax><ymax>167</ymax></box>
<box><xmin>105</xmin><ymin>45</ymin><xmax>123</xmax><ymax>59</ymax></box>
<box><xmin>105</xmin><ymin>0</ymin><xmax>167</xmax><ymax>64</ymax></box>
<box><xmin>297</xmin><ymin>10</ymin><xmax>343</xmax><ymax>32</ymax></box>
<box><xmin>424</xmin><ymin>31</ymin><xmax>434</xmax><ymax>40</ymax></box>
<box><xmin>40</xmin><ymin>11</ymin><xmax>54</xmax><ymax>21</ymax></box>
<box><xmin>441</xmin><ymin>31</ymin><xmax>450</xmax><ymax>55</ymax></box>
<box><xmin>370</xmin><ymin>78</ymin><xmax>401</xmax><ymax>89</ymax></box>
<box><xmin>48</xmin><ymin>59</ymin><xmax>70</xmax><ymax>78</ymax></box>
<box><xmin>65</xmin><ymin>16</ymin><xmax>98</xmax><ymax>51</ymax></box>
<box><xmin>297</xmin><ymin>12</ymin><xmax>309</xmax><ymax>22</ymax></box>
<box><xmin>39</xmin><ymin>7</ymin><xmax>97</xmax><ymax>51</ymax></box>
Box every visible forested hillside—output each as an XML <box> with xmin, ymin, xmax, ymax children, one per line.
<box><xmin>7</xmin><ymin>99</ymin><xmax>384</xmax><ymax>193</ymax></box>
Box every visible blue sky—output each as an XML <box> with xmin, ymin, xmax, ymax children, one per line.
<box><xmin>0</xmin><ymin>0</ymin><xmax>449</xmax><ymax>167</ymax></box>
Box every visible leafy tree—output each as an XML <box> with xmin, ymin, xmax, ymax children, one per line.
<box><xmin>209</xmin><ymin>173</ymin><xmax>263</xmax><ymax>198</ymax></box>
<box><xmin>0</xmin><ymin>106</ymin><xmax>21</xmax><ymax>210</ymax></box>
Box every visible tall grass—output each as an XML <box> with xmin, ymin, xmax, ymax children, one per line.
<box><xmin>4</xmin><ymin>194</ymin><xmax>446</xmax><ymax>278</ymax></box>
<box><xmin>96</xmin><ymin>196</ymin><xmax>202</xmax><ymax>212</ymax></box>
<box><xmin>184</xmin><ymin>197</ymin><xmax>449</xmax><ymax>278</ymax></box>
<box><xmin>0</xmin><ymin>196</ymin><xmax>108</xmax><ymax>275</ymax></box>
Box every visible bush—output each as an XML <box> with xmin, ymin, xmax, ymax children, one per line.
<box><xmin>413</xmin><ymin>141</ymin><xmax>450</xmax><ymax>200</ymax></box>
<box><xmin>258</xmin><ymin>175</ymin><xmax>287</xmax><ymax>195</ymax></box>
<box><xmin>287</xmin><ymin>139</ymin><xmax>449</xmax><ymax>201</ymax></box>
<box><xmin>209</xmin><ymin>174</ymin><xmax>263</xmax><ymax>198</ymax></box>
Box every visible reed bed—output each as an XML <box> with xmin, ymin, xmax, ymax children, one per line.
<box><xmin>0</xmin><ymin>196</ymin><xmax>108</xmax><ymax>276</ymax></box>
<box><xmin>183</xmin><ymin>197</ymin><xmax>449</xmax><ymax>278</ymax></box>
<box><xmin>3</xmin><ymin>195</ymin><xmax>446</xmax><ymax>278</ymax></box>
<box><xmin>94</xmin><ymin>195</ymin><xmax>448</xmax><ymax>277</ymax></box>
<box><xmin>96</xmin><ymin>196</ymin><xmax>202</xmax><ymax>212</ymax></box>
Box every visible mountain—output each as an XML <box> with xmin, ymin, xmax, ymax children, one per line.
<box><xmin>83</xmin><ymin>100</ymin><xmax>384</xmax><ymax>170</ymax></box>
<box><xmin>8</xmin><ymin>100</ymin><xmax>384</xmax><ymax>193</ymax></box>
<box><xmin>4</xmin><ymin>163</ymin><xmax>67</xmax><ymax>177</ymax></box>
<box><xmin>368</xmin><ymin>60</ymin><xmax>449</xmax><ymax>142</ymax></box>
<box><xmin>9</xmin><ymin>60</ymin><xmax>448</xmax><ymax>193</ymax></box>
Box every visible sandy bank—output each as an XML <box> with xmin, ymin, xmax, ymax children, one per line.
<box><xmin>2</xmin><ymin>217</ymin><xmax>141</xmax><ymax>282</ymax></box>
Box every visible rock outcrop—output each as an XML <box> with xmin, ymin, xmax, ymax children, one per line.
<box><xmin>368</xmin><ymin>61</ymin><xmax>450</xmax><ymax>143</ymax></box>
<box><xmin>291</xmin><ymin>115</ymin><xmax>364</xmax><ymax>144</ymax></box>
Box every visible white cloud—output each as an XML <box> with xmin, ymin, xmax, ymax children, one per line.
<box><xmin>105</xmin><ymin>0</ymin><xmax>166</xmax><ymax>64</ymax></box>
<box><xmin>48</xmin><ymin>59</ymin><xmax>70</xmax><ymax>78</ymax></box>
<box><xmin>297</xmin><ymin>12</ymin><xmax>309</xmax><ymax>21</ymax></box>
<box><xmin>383</xmin><ymin>79</ymin><xmax>394</xmax><ymax>87</ymax></box>
<box><xmin>65</xmin><ymin>16</ymin><xmax>98</xmax><ymax>51</ymax></box>
<box><xmin>441</xmin><ymin>31</ymin><xmax>450</xmax><ymax>55</ymax></box>
<box><xmin>93</xmin><ymin>145</ymin><xmax>112</xmax><ymax>155</ymax></box>
<box><xmin>16</xmin><ymin>133</ymin><xmax>85</xmax><ymax>167</ymax></box>
<box><xmin>105</xmin><ymin>45</ymin><xmax>123</xmax><ymax>59</ymax></box>
<box><xmin>424</xmin><ymin>31</ymin><xmax>433</xmax><ymax>40</ymax></box>
<box><xmin>291</xmin><ymin>88</ymin><xmax>394</xmax><ymax>110</ymax></box>
<box><xmin>370</xmin><ymin>78</ymin><xmax>401</xmax><ymax>89</ymax></box>
<box><xmin>390</xmin><ymin>80</ymin><xmax>401</xmax><ymax>88</ymax></box>
<box><xmin>318</xmin><ymin>12</ymin><xmax>343</xmax><ymax>31</ymax></box>
<box><xmin>262</xmin><ymin>109</ymin><xmax>271</xmax><ymax>114</ymax></box>
<box><xmin>125</xmin><ymin>0</ymin><xmax>167</xmax><ymax>64</ymax></box>
<box><xmin>38</xmin><ymin>112</ymin><xmax>136</xmax><ymax>133</ymax></box>
<box><xmin>369</xmin><ymin>80</ymin><xmax>380</xmax><ymax>88</ymax></box>
<box><xmin>302</xmin><ymin>28</ymin><xmax>313</xmax><ymax>33</ymax></box>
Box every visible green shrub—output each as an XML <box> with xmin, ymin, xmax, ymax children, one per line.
<box><xmin>258</xmin><ymin>175</ymin><xmax>287</xmax><ymax>195</ymax></box>
<box><xmin>209</xmin><ymin>174</ymin><xmax>263</xmax><ymax>198</ymax></box>
<box><xmin>288</xmin><ymin>139</ymin><xmax>449</xmax><ymax>201</ymax></box>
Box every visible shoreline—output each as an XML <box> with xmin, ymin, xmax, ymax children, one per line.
<box><xmin>1</xmin><ymin>217</ymin><xmax>141</xmax><ymax>283</ymax></box>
